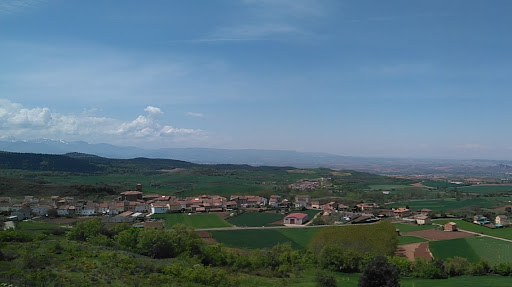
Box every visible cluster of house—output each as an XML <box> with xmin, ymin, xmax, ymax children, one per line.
<box><xmin>0</xmin><ymin>188</ymin><xmax>312</xmax><ymax>222</ymax></box>
<box><xmin>473</xmin><ymin>214</ymin><xmax>510</xmax><ymax>228</ymax></box>
<box><xmin>288</xmin><ymin>178</ymin><xmax>328</xmax><ymax>191</ymax></box>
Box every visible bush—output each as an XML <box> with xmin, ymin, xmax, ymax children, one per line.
<box><xmin>444</xmin><ymin>256</ymin><xmax>470</xmax><ymax>277</ymax></box>
<box><xmin>358</xmin><ymin>255</ymin><xmax>399</xmax><ymax>287</ymax></box>
<box><xmin>0</xmin><ymin>230</ymin><xmax>33</xmax><ymax>242</ymax></box>
<box><xmin>314</xmin><ymin>270</ymin><xmax>337</xmax><ymax>287</ymax></box>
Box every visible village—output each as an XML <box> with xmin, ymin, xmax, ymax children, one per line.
<box><xmin>2</xmin><ymin>183</ymin><xmax>510</xmax><ymax>231</ymax></box>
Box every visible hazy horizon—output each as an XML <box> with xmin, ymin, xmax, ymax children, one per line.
<box><xmin>2</xmin><ymin>1</ymin><xmax>512</xmax><ymax>160</ymax></box>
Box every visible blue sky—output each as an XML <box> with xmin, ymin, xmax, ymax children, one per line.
<box><xmin>1</xmin><ymin>0</ymin><xmax>511</xmax><ymax>159</ymax></box>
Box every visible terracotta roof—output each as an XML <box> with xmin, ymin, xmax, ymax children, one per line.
<box><xmin>285</xmin><ymin>213</ymin><xmax>308</xmax><ymax>219</ymax></box>
<box><xmin>121</xmin><ymin>191</ymin><xmax>142</xmax><ymax>195</ymax></box>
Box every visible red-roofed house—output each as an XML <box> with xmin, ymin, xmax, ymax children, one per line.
<box><xmin>283</xmin><ymin>213</ymin><xmax>309</xmax><ymax>225</ymax></box>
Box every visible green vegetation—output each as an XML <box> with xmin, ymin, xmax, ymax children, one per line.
<box><xmin>430</xmin><ymin>238</ymin><xmax>481</xmax><ymax>263</ymax></box>
<box><xmin>398</xmin><ymin>236</ymin><xmax>428</xmax><ymax>245</ymax></box>
<box><xmin>388</xmin><ymin>197</ymin><xmax>509</xmax><ymax>212</ymax></box>
<box><xmin>430</xmin><ymin>237</ymin><xmax>512</xmax><ymax>265</ymax></box>
<box><xmin>151</xmin><ymin>213</ymin><xmax>232</xmax><ymax>229</ymax></box>
<box><xmin>227</xmin><ymin>212</ymin><xmax>284</xmax><ymax>227</ymax></box>
<box><xmin>210</xmin><ymin>227</ymin><xmax>322</xmax><ymax>250</ymax></box>
<box><xmin>457</xmin><ymin>185</ymin><xmax>512</xmax><ymax>194</ymax></box>
<box><xmin>368</xmin><ymin>184</ymin><xmax>413</xmax><ymax>190</ymax></box>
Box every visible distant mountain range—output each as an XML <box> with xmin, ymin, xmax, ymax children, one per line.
<box><xmin>2</xmin><ymin>138</ymin><xmax>512</xmax><ymax>177</ymax></box>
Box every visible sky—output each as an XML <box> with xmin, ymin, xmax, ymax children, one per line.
<box><xmin>1</xmin><ymin>0</ymin><xmax>512</xmax><ymax>159</ymax></box>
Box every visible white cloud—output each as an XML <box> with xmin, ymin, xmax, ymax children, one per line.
<box><xmin>186</xmin><ymin>112</ymin><xmax>205</xmax><ymax>118</ymax></box>
<box><xmin>0</xmin><ymin>99</ymin><xmax>204</xmax><ymax>146</ymax></box>
<box><xmin>144</xmin><ymin>106</ymin><xmax>163</xmax><ymax>116</ymax></box>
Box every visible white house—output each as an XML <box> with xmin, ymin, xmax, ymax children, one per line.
<box><xmin>283</xmin><ymin>213</ymin><xmax>309</xmax><ymax>225</ymax></box>
<box><xmin>151</xmin><ymin>202</ymin><xmax>168</xmax><ymax>214</ymax></box>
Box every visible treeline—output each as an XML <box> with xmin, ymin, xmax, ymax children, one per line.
<box><xmin>0</xmin><ymin>151</ymin><xmax>101</xmax><ymax>173</ymax></box>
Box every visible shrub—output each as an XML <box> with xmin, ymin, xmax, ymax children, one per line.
<box><xmin>358</xmin><ymin>255</ymin><xmax>399</xmax><ymax>287</ymax></box>
<box><xmin>314</xmin><ymin>270</ymin><xmax>337</xmax><ymax>287</ymax></box>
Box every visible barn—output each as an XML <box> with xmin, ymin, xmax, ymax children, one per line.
<box><xmin>284</xmin><ymin>213</ymin><xmax>308</xmax><ymax>225</ymax></box>
<box><xmin>444</xmin><ymin>222</ymin><xmax>457</xmax><ymax>231</ymax></box>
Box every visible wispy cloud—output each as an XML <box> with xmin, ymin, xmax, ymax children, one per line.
<box><xmin>186</xmin><ymin>112</ymin><xmax>205</xmax><ymax>118</ymax></box>
<box><xmin>0</xmin><ymin>0</ymin><xmax>45</xmax><ymax>15</ymax></box>
<box><xmin>0</xmin><ymin>99</ymin><xmax>205</xmax><ymax>147</ymax></box>
<box><xmin>198</xmin><ymin>0</ymin><xmax>334</xmax><ymax>42</ymax></box>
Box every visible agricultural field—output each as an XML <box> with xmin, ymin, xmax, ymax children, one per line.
<box><xmin>457</xmin><ymin>184</ymin><xmax>512</xmax><ymax>194</ymax></box>
<box><xmin>398</xmin><ymin>235</ymin><xmax>428</xmax><ymax>245</ymax></box>
<box><xmin>210</xmin><ymin>227</ymin><xmax>323</xmax><ymax>250</ymax></box>
<box><xmin>388</xmin><ymin>197</ymin><xmax>510</xmax><ymax>212</ymax></box>
<box><xmin>394</xmin><ymin>223</ymin><xmax>436</xmax><ymax>233</ymax></box>
<box><xmin>227</xmin><ymin>212</ymin><xmax>285</xmax><ymax>227</ymax></box>
<box><xmin>151</xmin><ymin>213</ymin><xmax>232</xmax><ymax>229</ymax></box>
<box><xmin>430</xmin><ymin>237</ymin><xmax>512</xmax><ymax>264</ymax></box>
<box><xmin>433</xmin><ymin>219</ymin><xmax>512</xmax><ymax>240</ymax></box>
<box><xmin>368</xmin><ymin>184</ymin><xmax>414</xmax><ymax>190</ymax></box>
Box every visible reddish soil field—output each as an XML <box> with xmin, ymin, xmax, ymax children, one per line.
<box><xmin>396</xmin><ymin>242</ymin><xmax>432</xmax><ymax>261</ymax></box>
<box><xmin>405</xmin><ymin>229</ymin><xmax>474</xmax><ymax>240</ymax></box>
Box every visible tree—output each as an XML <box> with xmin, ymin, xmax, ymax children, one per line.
<box><xmin>358</xmin><ymin>255</ymin><xmax>399</xmax><ymax>287</ymax></box>
<box><xmin>314</xmin><ymin>270</ymin><xmax>337</xmax><ymax>287</ymax></box>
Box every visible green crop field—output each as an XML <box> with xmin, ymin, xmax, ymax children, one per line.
<box><xmin>434</xmin><ymin>219</ymin><xmax>512</xmax><ymax>240</ymax></box>
<box><xmin>388</xmin><ymin>197</ymin><xmax>509</xmax><ymax>212</ymax></box>
<box><xmin>429</xmin><ymin>238</ymin><xmax>480</xmax><ymax>263</ymax></box>
<box><xmin>368</xmin><ymin>184</ymin><xmax>413</xmax><ymax>190</ymax></box>
<box><xmin>227</xmin><ymin>212</ymin><xmax>285</xmax><ymax>227</ymax></box>
<box><xmin>151</xmin><ymin>213</ymin><xmax>232</xmax><ymax>229</ymax></box>
<box><xmin>398</xmin><ymin>236</ymin><xmax>428</xmax><ymax>245</ymax></box>
<box><xmin>457</xmin><ymin>185</ymin><xmax>512</xmax><ymax>194</ymax></box>
<box><xmin>430</xmin><ymin>237</ymin><xmax>512</xmax><ymax>264</ymax></box>
<box><xmin>394</xmin><ymin>223</ymin><xmax>436</xmax><ymax>233</ymax></box>
<box><xmin>210</xmin><ymin>227</ymin><xmax>324</xmax><ymax>250</ymax></box>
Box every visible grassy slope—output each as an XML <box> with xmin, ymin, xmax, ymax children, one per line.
<box><xmin>227</xmin><ymin>212</ymin><xmax>285</xmax><ymax>227</ymax></box>
<box><xmin>430</xmin><ymin>236</ymin><xmax>512</xmax><ymax>264</ymax></box>
<box><xmin>151</xmin><ymin>213</ymin><xmax>232</xmax><ymax>229</ymax></box>
<box><xmin>210</xmin><ymin>227</ymin><xmax>323</xmax><ymax>250</ymax></box>
<box><xmin>429</xmin><ymin>238</ymin><xmax>480</xmax><ymax>263</ymax></box>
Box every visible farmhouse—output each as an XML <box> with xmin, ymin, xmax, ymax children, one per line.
<box><xmin>495</xmin><ymin>215</ymin><xmax>509</xmax><ymax>227</ymax></box>
<box><xmin>444</xmin><ymin>222</ymin><xmax>457</xmax><ymax>231</ymax></box>
<box><xmin>295</xmin><ymin>195</ymin><xmax>310</xmax><ymax>208</ymax></box>
<box><xmin>393</xmin><ymin>207</ymin><xmax>411</xmax><ymax>218</ymax></box>
<box><xmin>283</xmin><ymin>213</ymin><xmax>308</xmax><ymax>225</ymax></box>
<box><xmin>414</xmin><ymin>215</ymin><xmax>431</xmax><ymax>225</ymax></box>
